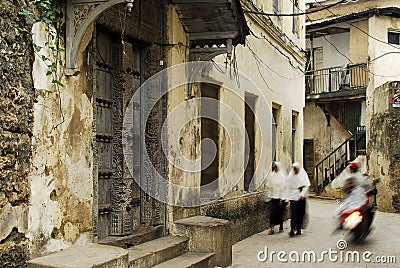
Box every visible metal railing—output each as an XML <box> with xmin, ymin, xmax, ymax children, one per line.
<box><xmin>314</xmin><ymin>127</ymin><xmax>366</xmax><ymax>194</ymax></box>
<box><xmin>315</xmin><ymin>134</ymin><xmax>353</xmax><ymax>194</ymax></box>
<box><xmin>306</xmin><ymin>63</ymin><xmax>369</xmax><ymax>95</ymax></box>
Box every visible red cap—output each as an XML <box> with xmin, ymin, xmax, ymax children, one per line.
<box><xmin>349</xmin><ymin>161</ymin><xmax>359</xmax><ymax>169</ymax></box>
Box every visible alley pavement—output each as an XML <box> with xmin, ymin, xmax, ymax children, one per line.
<box><xmin>231</xmin><ymin>198</ymin><xmax>400</xmax><ymax>267</ymax></box>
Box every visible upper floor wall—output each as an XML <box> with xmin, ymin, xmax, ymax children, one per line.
<box><xmin>243</xmin><ymin>0</ymin><xmax>306</xmax><ymax>49</ymax></box>
<box><xmin>305</xmin><ymin>0</ymin><xmax>400</xmax><ymax>96</ymax></box>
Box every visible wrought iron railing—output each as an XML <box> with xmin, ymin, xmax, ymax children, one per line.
<box><xmin>315</xmin><ymin>126</ymin><xmax>366</xmax><ymax>194</ymax></box>
<box><xmin>306</xmin><ymin>63</ymin><xmax>369</xmax><ymax>95</ymax></box>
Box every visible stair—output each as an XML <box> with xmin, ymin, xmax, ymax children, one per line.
<box><xmin>128</xmin><ymin>236</ymin><xmax>188</xmax><ymax>268</ymax></box>
<box><xmin>28</xmin><ymin>243</ymin><xmax>128</xmax><ymax>268</ymax></box>
<box><xmin>153</xmin><ymin>252</ymin><xmax>215</xmax><ymax>268</ymax></box>
<box><xmin>99</xmin><ymin>225</ymin><xmax>164</xmax><ymax>248</ymax></box>
<box><xmin>29</xmin><ymin>216</ymin><xmax>229</xmax><ymax>268</ymax></box>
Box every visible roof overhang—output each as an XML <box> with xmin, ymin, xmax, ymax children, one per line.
<box><xmin>171</xmin><ymin>0</ymin><xmax>250</xmax><ymax>47</ymax></box>
<box><xmin>306</xmin><ymin>89</ymin><xmax>366</xmax><ymax>103</ymax></box>
<box><xmin>307</xmin><ymin>7</ymin><xmax>400</xmax><ymax>35</ymax></box>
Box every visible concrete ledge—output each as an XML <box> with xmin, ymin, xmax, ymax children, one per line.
<box><xmin>200</xmin><ymin>192</ymin><xmax>269</xmax><ymax>243</ymax></box>
<box><xmin>174</xmin><ymin>216</ymin><xmax>231</xmax><ymax>268</ymax></box>
<box><xmin>127</xmin><ymin>236</ymin><xmax>188</xmax><ymax>267</ymax></box>
<box><xmin>28</xmin><ymin>243</ymin><xmax>128</xmax><ymax>268</ymax></box>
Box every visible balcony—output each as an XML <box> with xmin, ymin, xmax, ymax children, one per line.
<box><xmin>305</xmin><ymin>63</ymin><xmax>368</xmax><ymax>101</ymax></box>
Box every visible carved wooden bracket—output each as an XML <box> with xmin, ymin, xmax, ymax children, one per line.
<box><xmin>186</xmin><ymin>39</ymin><xmax>233</xmax><ymax>98</ymax></box>
<box><xmin>65</xmin><ymin>0</ymin><xmax>134</xmax><ymax>76</ymax></box>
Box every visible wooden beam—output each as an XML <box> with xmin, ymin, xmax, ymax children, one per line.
<box><xmin>189</xmin><ymin>31</ymin><xmax>238</xmax><ymax>40</ymax></box>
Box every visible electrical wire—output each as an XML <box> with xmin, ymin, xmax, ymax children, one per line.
<box><xmin>368</xmin><ymin>52</ymin><xmax>400</xmax><ymax>63</ymax></box>
<box><xmin>247</xmin><ymin>41</ymin><xmax>278</xmax><ymax>94</ymax></box>
<box><xmin>299</xmin><ymin>0</ymin><xmax>400</xmax><ymax>78</ymax></box>
<box><xmin>244</xmin><ymin>0</ymin><xmax>348</xmax><ymax>16</ymax></box>
<box><xmin>247</xmin><ymin>42</ymin><xmax>306</xmax><ymax>80</ymax></box>
<box><xmin>249</xmin><ymin>29</ymin><xmax>306</xmax><ymax>74</ymax></box>
<box><xmin>245</xmin><ymin>0</ymin><xmax>307</xmax><ymax>57</ymax></box>
<box><xmin>311</xmin><ymin>0</ymin><xmax>400</xmax><ymax>51</ymax></box>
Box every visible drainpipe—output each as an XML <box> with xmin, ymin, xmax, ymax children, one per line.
<box><xmin>310</xmin><ymin>33</ymin><xmax>314</xmax><ymax>70</ymax></box>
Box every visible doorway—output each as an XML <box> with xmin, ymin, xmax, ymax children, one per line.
<box><xmin>303</xmin><ymin>139</ymin><xmax>315</xmax><ymax>190</ymax></box>
<box><xmin>200</xmin><ymin>83</ymin><xmax>220</xmax><ymax>192</ymax></box>
<box><xmin>94</xmin><ymin>31</ymin><xmax>165</xmax><ymax>240</ymax></box>
<box><xmin>244</xmin><ymin>95</ymin><xmax>256</xmax><ymax>192</ymax></box>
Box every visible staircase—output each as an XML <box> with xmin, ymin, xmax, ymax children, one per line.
<box><xmin>315</xmin><ymin>127</ymin><xmax>366</xmax><ymax>194</ymax></box>
<box><xmin>28</xmin><ymin>216</ymin><xmax>229</xmax><ymax>268</ymax></box>
<box><xmin>128</xmin><ymin>236</ymin><xmax>214</xmax><ymax>268</ymax></box>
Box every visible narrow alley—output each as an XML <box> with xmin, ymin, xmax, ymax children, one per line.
<box><xmin>231</xmin><ymin>198</ymin><xmax>400</xmax><ymax>267</ymax></box>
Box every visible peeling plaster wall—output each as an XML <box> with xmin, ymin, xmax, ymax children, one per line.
<box><xmin>0</xmin><ymin>1</ymin><xmax>37</xmax><ymax>266</ymax></box>
<box><xmin>368</xmin><ymin>82</ymin><xmax>400</xmax><ymax>212</ymax></box>
<box><xmin>304</xmin><ymin>103</ymin><xmax>351</xmax><ymax>163</ymax></box>
<box><xmin>365</xmin><ymin>15</ymin><xmax>400</xmax><ymax>146</ymax></box>
<box><xmin>166</xmin><ymin>5</ymin><xmax>200</xmax><ymax>225</ymax></box>
<box><xmin>28</xmin><ymin>22</ymin><xmax>93</xmax><ymax>257</ymax></box>
<box><xmin>219</xmin><ymin>14</ymin><xmax>306</xmax><ymax>173</ymax></box>
<box><xmin>349</xmin><ymin>20</ymin><xmax>369</xmax><ymax>64</ymax></box>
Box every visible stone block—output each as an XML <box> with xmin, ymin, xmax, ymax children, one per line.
<box><xmin>174</xmin><ymin>216</ymin><xmax>231</xmax><ymax>268</ymax></box>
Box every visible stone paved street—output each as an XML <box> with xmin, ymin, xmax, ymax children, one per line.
<box><xmin>231</xmin><ymin>198</ymin><xmax>400</xmax><ymax>267</ymax></box>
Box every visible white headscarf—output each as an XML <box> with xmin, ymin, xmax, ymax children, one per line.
<box><xmin>287</xmin><ymin>162</ymin><xmax>311</xmax><ymax>189</ymax></box>
<box><xmin>266</xmin><ymin>162</ymin><xmax>287</xmax><ymax>199</ymax></box>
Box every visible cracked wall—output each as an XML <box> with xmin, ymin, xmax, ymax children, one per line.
<box><xmin>0</xmin><ymin>0</ymin><xmax>37</xmax><ymax>266</ymax></box>
<box><xmin>368</xmin><ymin>81</ymin><xmax>400</xmax><ymax>212</ymax></box>
<box><xmin>27</xmin><ymin>21</ymin><xmax>94</xmax><ymax>257</ymax></box>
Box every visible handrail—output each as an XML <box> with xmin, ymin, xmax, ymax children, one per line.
<box><xmin>315</xmin><ymin>133</ymin><xmax>355</xmax><ymax>168</ymax></box>
<box><xmin>306</xmin><ymin>62</ymin><xmax>368</xmax><ymax>95</ymax></box>
<box><xmin>306</xmin><ymin>62</ymin><xmax>368</xmax><ymax>75</ymax></box>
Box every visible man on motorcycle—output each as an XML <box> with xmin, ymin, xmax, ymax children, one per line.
<box><xmin>334</xmin><ymin>177</ymin><xmax>369</xmax><ymax>219</ymax></box>
<box><xmin>348</xmin><ymin>161</ymin><xmax>371</xmax><ymax>190</ymax></box>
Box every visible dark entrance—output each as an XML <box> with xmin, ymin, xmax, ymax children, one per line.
<box><xmin>244</xmin><ymin>95</ymin><xmax>256</xmax><ymax>192</ymax></box>
<box><xmin>201</xmin><ymin>83</ymin><xmax>220</xmax><ymax>191</ymax></box>
<box><xmin>303</xmin><ymin>139</ymin><xmax>315</xmax><ymax>190</ymax></box>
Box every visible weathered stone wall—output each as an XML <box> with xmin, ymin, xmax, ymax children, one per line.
<box><xmin>200</xmin><ymin>192</ymin><xmax>271</xmax><ymax>243</ymax></box>
<box><xmin>0</xmin><ymin>1</ymin><xmax>37</xmax><ymax>266</ymax></box>
<box><xmin>27</xmin><ymin>0</ymin><xmax>170</xmax><ymax>258</ymax></box>
<box><xmin>368</xmin><ymin>81</ymin><xmax>400</xmax><ymax>212</ymax></box>
<box><xmin>303</xmin><ymin>102</ymin><xmax>351</xmax><ymax>189</ymax></box>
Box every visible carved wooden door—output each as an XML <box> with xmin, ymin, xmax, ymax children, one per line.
<box><xmin>94</xmin><ymin>31</ymin><xmax>165</xmax><ymax>239</ymax></box>
<box><xmin>94</xmin><ymin>31</ymin><xmax>140</xmax><ymax>239</ymax></box>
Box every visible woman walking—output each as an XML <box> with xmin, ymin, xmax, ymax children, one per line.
<box><xmin>265</xmin><ymin>162</ymin><xmax>287</xmax><ymax>235</ymax></box>
<box><xmin>286</xmin><ymin>162</ymin><xmax>310</xmax><ymax>236</ymax></box>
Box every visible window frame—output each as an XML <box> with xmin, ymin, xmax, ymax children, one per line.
<box><xmin>388</xmin><ymin>30</ymin><xmax>400</xmax><ymax>45</ymax></box>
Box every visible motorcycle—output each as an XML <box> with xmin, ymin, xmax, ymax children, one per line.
<box><xmin>334</xmin><ymin>178</ymin><xmax>380</xmax><ymax>243</ymax></box>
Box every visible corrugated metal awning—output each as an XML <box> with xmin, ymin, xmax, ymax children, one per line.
<box><xmin>171</xmin><ymin>0</ymin><xmax>249</xmax><ymax>47</ymax></box>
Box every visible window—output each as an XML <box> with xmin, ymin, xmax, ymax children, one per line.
<box><xmin>272</xmin><ymin>104</ymin><xmax>281</xmax><ymax>161</ymax></box>
<box><xmin>388</xmin><ymin>30</ymin><xmax>400</xmax><ymax>45</ymax></box>
<box><xmin>292</xmin><ymin>0</ymin><xmax>299</xmax><ymax>36</ymax></box>
<box><xmin>292</xmin><ymin>112</ymin><xmax>298</xmax><ymax>162</ymax></box>
<box><xmin>273</xmin><ymin>0</ymin><xmax>280</xmax><ymax>14</ymax></box>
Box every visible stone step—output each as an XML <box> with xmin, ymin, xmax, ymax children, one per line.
<box><xmin>128</xmin><ymin>236</ymin><xmax>189</xmax><ymax>268</ymax></box>
<box><xmin>99</xmin><ymin>225</ymin><xmax>164</xmax><ymax>248</ymax></box>
<box><xmin>28</xmin><ymin>243</ymin><xmax>128</xmax><ymax>268</ymax></box>
<box><xmin>153</xmin><ymin>252</ymin><xmax>215</xmax><ymax>268</ymax></box>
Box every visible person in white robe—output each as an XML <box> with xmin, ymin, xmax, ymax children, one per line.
<box><xmin>286</xmin><ymin>162</ymin><xmax>311</xmax><ymax>236</ymax></box>
<box><xmin>265</xmin><ymin>162</ymin><xmax>287</xmax><ymax>234</ymax></box>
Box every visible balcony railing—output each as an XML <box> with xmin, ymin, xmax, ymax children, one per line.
<box><xmin>306</xmin><ymin>63</ymin><xmax>369</xmax><ymax>95</ymax></box>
